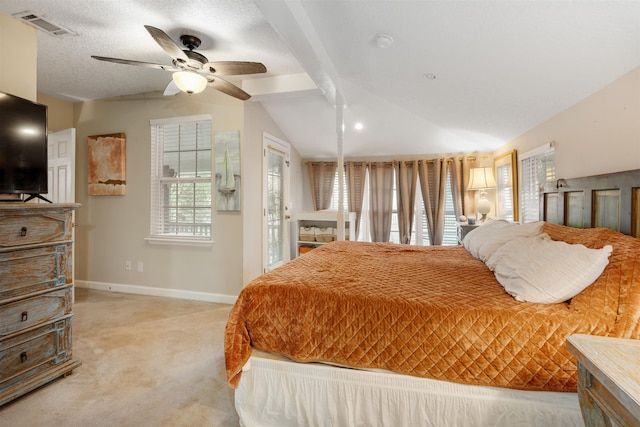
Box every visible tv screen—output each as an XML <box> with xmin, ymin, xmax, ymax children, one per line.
<box><xmin>0</xmin><ymin>92</ymin><xmax>48</xmax><ymax>199</ymax></box>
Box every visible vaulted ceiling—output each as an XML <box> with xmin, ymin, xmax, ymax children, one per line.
<box><xmin>1</xmin><ymin>0</ymin><xmax>639</xmax><ymax>158</ymax></box>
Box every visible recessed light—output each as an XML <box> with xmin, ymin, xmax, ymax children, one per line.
<box><xmin>375</xmin><ymin>33</ymin><xmax>394</xmax><ymax>49</ymax></box>
<box><xmin>354</xmin><ymin>122</ymin><xmax>364</xmax><ymax>131</ymax></box>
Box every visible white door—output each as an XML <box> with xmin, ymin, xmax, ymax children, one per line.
<box><xmin>263</xmin><ymin>133</ymin><xmax>290</xmax><ymax>272</ymax></box>
<box><xmin>46</xmin><ymin>128</ymin><xmax>76</xmax><ymax>203</ymax></box>
<box><xmin>46</xmin><ymin>128</ymin><xmax>76</xmax><ymax>299</ymax></box>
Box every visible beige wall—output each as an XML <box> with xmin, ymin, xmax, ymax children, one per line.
<box><xmin>73</xmin><ymin>92</ymin><xmax>247</xmax><ymax>298</ymax></box>
<box><xmin>0</xmin><ymin>14</ymin><xmax>37</xmax><ymax>101</ymax></box>
<box><xmin>242</xmin><ymin>101</ymin><xmax>303</xmax><ymax>285</ymax></box>
<box><xmin>38</xmin><ymin>93</ymin><xmax>74</xmax><ymax>132</ymax></box>
<box><xmin>71</xmin><ymin>94</ymin><xmax>299</xmax><ymax>297</ymax></box>
<box><xmin>495</xmin><ymin>66</ymin><xmax>640</xmax><ymax>178</ymax></box>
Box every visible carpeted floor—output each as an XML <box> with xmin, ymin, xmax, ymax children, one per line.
<box><xmin>0</xmin><ymin>288</ymin><xmax>239</xmax><ymax>427</ymax></box>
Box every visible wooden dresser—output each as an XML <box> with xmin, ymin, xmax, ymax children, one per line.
<box><xmin>0</xmin><ymin>203</ymin><xmax>81</xmax><ymax>406</ymax></box>
<box><xmin>566</xmin><ymin>334</ymin><xmax>640</xmax><ymax>427</ymax></box>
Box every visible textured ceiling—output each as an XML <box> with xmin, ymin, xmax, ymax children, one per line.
<box><xmin>1</xmin><ymin>0</ymin><xmax>639</xmax><ymax>158</ymax></box>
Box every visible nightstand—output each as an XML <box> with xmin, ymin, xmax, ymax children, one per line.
<box><xmin>566</xmin><ymin>334</ymin><xmax>640</xmax><ymax>427</ymax></box>
<box><xmin>457</xmin><ymin>223</ymin><xmax>479</xmax><ymax>244</ymax></box>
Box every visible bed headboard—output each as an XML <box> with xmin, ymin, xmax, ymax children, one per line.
<box><xmin>540</xmin><ymin>168</ymin><xmax>640</xmax><ymax>238</ymax></box>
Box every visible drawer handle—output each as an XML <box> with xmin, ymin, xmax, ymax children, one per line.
<box><xmin>21</xmin><ymin>311</ymin><xmax>28</xmax><ymax>322</ymax></box>
<box><xmin>20</xmin><ymin>352</ymin><xmax>28</xmax><ymax>363</ymax></box>
<box><xmin>20</xmin><ymin>226</ymin><xmax>28</xmax><ymax>237</ymax></box>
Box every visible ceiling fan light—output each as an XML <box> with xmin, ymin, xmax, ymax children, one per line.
<box><xmin>172</xmin><ymin>71</ymin><xmax>207</xmax><ymax>94</ymax></box>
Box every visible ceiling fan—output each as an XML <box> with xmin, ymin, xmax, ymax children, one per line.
<box><xmin>92</xmin><ymin>25</ymin><xmax>266</xmax><ymax>100</ymax></box>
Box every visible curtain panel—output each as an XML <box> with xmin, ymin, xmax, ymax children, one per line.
<box><xmin>368</xmin><ymin>162</ymin><xmax>394</xmax><ymax>242</ymax></box>
<box><xmin>345</xmin><ymin>162</ymin><xmax>367</xmax><ymax>239</ymax></box>
<box><xmin>394</xmin><ymin>160</ymin><xmax>418</xmax><ymax>244</ymax></box>
<box><xmin>307</xmin><ymin>161</ymin><xmax>337</xmax><ymax>211</ymax></box>
<box><xmin>417</xmin><ymin>159</ymin><xmax>447</xmax><ymax>245</ymax></box>
<box><xmin>447</xmin><ymin>156</ymin><xmax>475</xmax><ymax>220</ymax></box>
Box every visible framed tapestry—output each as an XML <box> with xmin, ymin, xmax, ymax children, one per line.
<box><xmin>88</xmin><ymin>133</ymin><xmax>126</xmax><ymax>196</ymax></box>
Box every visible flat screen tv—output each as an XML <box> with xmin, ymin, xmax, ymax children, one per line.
<box><xmin>0</xmin><ymin>91</ymin><xmax>49</xmax><ymax>202</ymax></box>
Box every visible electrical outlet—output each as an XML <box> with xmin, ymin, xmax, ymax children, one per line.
<box><xmin>137</xmin><ymin>261</ymin><xmax>143</xmax><ymax>272</ymax></box>
<box><xmin>125</xmin><ymin>261</ymin><xmax>132</xmax><ymax>271</ymax></box>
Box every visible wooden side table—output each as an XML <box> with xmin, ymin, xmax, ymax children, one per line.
<box><xmin>566</xmin><ymin>334</ymin><xmax>640</xmax><ymax>427</ymax></box>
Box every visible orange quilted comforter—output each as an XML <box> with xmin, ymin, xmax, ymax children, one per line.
<box><xmin>225</xmin><ymin>223</ymin><xmax>640</xmax><ymax>392</ymax></box>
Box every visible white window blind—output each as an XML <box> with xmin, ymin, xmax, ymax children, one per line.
<box><xmin>148</xmin><ymin>115</ymin><xmax>213</xmax><ymax>245</ymax></box>
<box><xmin>328</xmin><ymin>169</ymin><xmax>348</xmax><ymax>211</ymax></box>
<box><xmin>520</xmin><ymin>143</ymin><xmax>555</xmax><ymax>223</ymax></box>
<box><xmin>496</xmin><ymin>165</ymin><xmax>514</xmax><ymax>221</ymax></box>
<box><xmin>442</xmin><ymin>169</ymin><xmax>458</xmax><ymax>245</ymax></box>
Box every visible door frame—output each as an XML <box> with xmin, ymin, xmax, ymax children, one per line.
<box><xmin>46</xmin><ymin>128</ymin><xmax>76</xmax><ymax>203</ymax></box>
<box><xmin>262</xmin><ymin>133</ymin><xmax>291</xmax><ymax>272</ymax></box>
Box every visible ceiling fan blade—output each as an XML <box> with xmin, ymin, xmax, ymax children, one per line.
<box><xmin>163</xmin><ymin>80</ymin><xmax>181</xmax><ymax>96</ymax></box>
<box><xmin>144</xmin><ymin>25</ymin><xmax>190</xmax><ymax>64</ymax></box>
<box><xmin>203</xmin><ymin>61</ymin><xmax>267</xmax><ymax>76</ymax></box>
<box><xmin>91</xmin><ymin>56</ymin><xmax>180</xmax><ymax>71</ymax></box>
<box><xmin>208</xmin><ymin>77</ymin><xmax>251</xmax><ymax>101</ymax></box>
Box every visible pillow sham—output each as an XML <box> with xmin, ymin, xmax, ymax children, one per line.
<box><xmin>462</xmin><ymin>220</ymin><xmax>544</xmax><ymax>262</ymax></box>
<box><xmin>486</xmin><ymin>234</ymin><xmax>613</xmax><ymax>304</ymax></box>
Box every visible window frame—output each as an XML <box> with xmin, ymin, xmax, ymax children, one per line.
<box><xmin>519</xmin><ymin>143</ymin><xmax>555</xmax><ymax>224</ymax></box>
<box><xmin>494</xmin><ymin>149</ymin><xmax>518</xmax><ymax>222</ymax></box>
<box><xmin>146</xmin><ymin>114</ymin><xmax>214</xmax><ymax>247</ymax></box>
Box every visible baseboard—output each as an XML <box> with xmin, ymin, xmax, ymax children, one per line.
<box><xmin>75</xmin><ymin>280</ymin><xmax>238</xmax><ymax>305</ymax></box>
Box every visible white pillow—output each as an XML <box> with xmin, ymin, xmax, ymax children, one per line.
<box><xmin>486</xmin><ymin>234</ymin><xmax>613</xmax><ymax>304</ymax></box>
<box><xmin>463</xmin><ymin>220</ymin><xmax>544</xmax><ymax>262</ymax></box>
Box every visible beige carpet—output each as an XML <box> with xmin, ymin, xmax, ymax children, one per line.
<box><xmin>0</xmin><ymin>288</ymin><xmax>239</xmax><ymax>427</ymax></box>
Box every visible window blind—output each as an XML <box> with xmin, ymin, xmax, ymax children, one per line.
<box><xmin>520</xmin><ymin>143</ymin><xmax>555</xmax><ymax>223</ymax></box>
<box><xmin>149</xmin><ymin>115</ymin><xmax>213</xmax><ymax>242</ymax></box>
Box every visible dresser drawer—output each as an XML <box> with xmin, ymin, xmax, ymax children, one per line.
<box><xmin>0</xmin><ymin>287</ymin><xmax>72</xmax><ymax>337</ymax></box>
<box><xmin>0</xmin><ymin>210</ymin><xmax>72</xmax><ymax>248</ymax></box>
<box><xmin>0</xmin><ymin>318</ymin><xmax>72</xmax><ymax>390</ymax></box>
<box><xmin>0</xmin><ymin>244</ymin><xmax>71</xmax><ymax>300</ymax></box>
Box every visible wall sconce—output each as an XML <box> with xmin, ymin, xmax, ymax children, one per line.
<box><xmin>468</xmin><ymin>167</ymin><xmax>497</xmax><ymax>223</ymax></box>
<box><xmin>172</xmin><ymin>71</ymin><xmax>208</xmax><ymax>94</ymax></box>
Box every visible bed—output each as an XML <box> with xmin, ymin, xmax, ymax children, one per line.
<box><xmin>224</xmin><ymin>170</ymin><xmax>640</xmax><ymax>427</ymax></box>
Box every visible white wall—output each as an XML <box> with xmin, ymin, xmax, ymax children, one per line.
<box><xmin>495</xmin><ymin>66</ymin><xmax>640</xmax><ymax>178</ymax></box>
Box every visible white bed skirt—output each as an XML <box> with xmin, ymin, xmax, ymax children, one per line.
<box><xmin>235</xmin><ymin>351</ymin><xmax>583</xmax><ymax>427</ymax></box>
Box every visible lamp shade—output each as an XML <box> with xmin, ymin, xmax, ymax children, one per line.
<box><xmin>172</xmin><ymin>71</ymin><xmax>208</xmax><ymax>94</ymax></box>
<box><xmin>467</xmin><ymin>167</ymin><xmax>497</xmax><ymax>190</ymax></box>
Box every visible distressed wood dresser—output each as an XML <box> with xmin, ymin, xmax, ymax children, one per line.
<box><xmin>567</xmin><ymin>334</ymin><xmax>640</xmax><ymax>427</ymax></box>
<box><xmin>0</xmin><ymin>203</ymin><xmax>81</xmax><ymax>405</ymax></box>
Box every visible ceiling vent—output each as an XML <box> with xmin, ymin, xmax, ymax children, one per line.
<box><xmin>12</xmin><ymin>11</ymin><xmax>76</xmax><ymax>36</ymax></box>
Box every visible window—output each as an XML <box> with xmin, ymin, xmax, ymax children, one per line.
<box><xmin>520</xmin><ymin>143</ymin><xmax>555</xmax><ymax>223</ymax></box>
<box><xmin>148</xmin><ymin>115</ymin><xmax>213</xmax><ymax>245</ymax></box>
<box><xmin>441</xmin><ymin>169</ymin><xmax>458</xmax><ymax>245</ymax></box>
<box><xmin>494</xmin><ymin>150</ymin><xmax>517</xmax><ymax>222</ymax></box>
<box><xmin>330</xmin><ymin>165</ymin><xmax>457</xmax><ymax>246</ymax></box>
<box><xmin>328</xmin><ymin>169</ymin><xmax>348</xmax><ymax>211</ymax></box>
